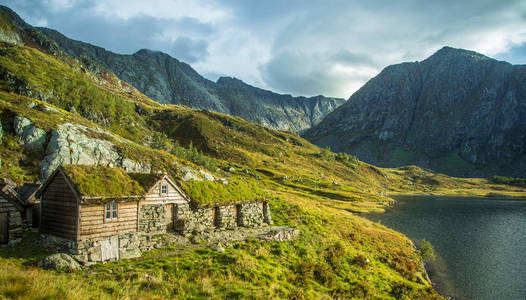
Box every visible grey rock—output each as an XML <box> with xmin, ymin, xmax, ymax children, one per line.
<box><xmin>211</xmin><ymin>243</ymin><xmax>225</xmax><ymax>253</ymax></box>
<box><xmin>38</xmin><ymin>253</ymin><xmax>81</xmax><ymax>272</ymax></box>
<box><xmin>40</xmin><ymin>123</ymin><xmax>150</xmax><ymax>180</ymax></box>
<box><xmin>217</xmin><ymin>178</ymin><xmax>229</xmax><ymax>185</ymax></box>
<box><xmin>39</xmin><ymin>28</ymin><xmax>345</xmax><ymax>132</ymax></box>
<box><xmin>13</xmin><ymin>116</ymin><xmax>46</xmax><ymax>151</ymax></box>
<box><xmin>181</xmin><ymin>171</ymin><xmax>202</xmax><ymax>182</ymax></box>
<box><xmin>120</xmin><ymin>248</ymin><xmax>141</xmax><ymax>260</ymax></box>
<box><xmin>199</xmin><ymin>170</ymin><xmax>215</xmax><ymax>181</ymax></box>
<box><xmin>306</xmin><ymin>46</ymin><xmax>526</xmax><ymax>177</ymax></box>
<box><xmin>259</xmin><ymin>226</ymin><xmax>300</xmax><ymax>242</ymax></box>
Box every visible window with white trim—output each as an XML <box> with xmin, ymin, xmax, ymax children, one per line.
<box><xmin>161</xmin><ymin>184</ymin><xmax>168</xmax><ymax>196</ymax></box>
<box><xmin>105</xmin><ymin>201</ymin><xmax>118</xmax><ymax>221</ymax></box>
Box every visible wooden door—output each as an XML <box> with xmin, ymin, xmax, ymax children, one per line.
<box><xmin>0</xmin><ymin>213</ymin><xmax>8</xmax><ymax>244</ymax></box>
<box><xmin>101</xmin><ymin>235</ymin><xmax>119</xmax><ymax>261</ymax></box>
<box><xmin>165</xmin><ymin>204</ymin><xmax>174</xmax><ymax>231</ymax></box>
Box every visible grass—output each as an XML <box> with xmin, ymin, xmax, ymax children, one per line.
<box><xmin>181</xmin><ymin>179</ymin><xmax>270</xmax><ymax>206</ymax></box>
<box><xmin>61</xmin><ymin>165</ymin><xmax>146</xmax><ymax>199</ymax></box>
<box><xmin>0</xmin><ymin>17</ymin><xmax>524</xmax><ymax>299</ymax></box>
<box><xmin>0</xmin><ymin>193</ymin><xmax>441</xmax><ymax>299</ymax></box>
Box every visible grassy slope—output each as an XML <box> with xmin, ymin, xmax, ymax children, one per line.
<box><xmin>0</xmin><ymin>18</ymin><xmax>524</xmax><ymax>299</ymax></box>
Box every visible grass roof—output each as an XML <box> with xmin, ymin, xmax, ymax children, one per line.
<box><xmin>179</xmin><ymin>178</ymin><xmax>270</xmax><ymax>206</ymax></box>
<box><xmin>60</xmin><ymin>165</ymin><xmax>155</xmax><ymax>200</ymax></box>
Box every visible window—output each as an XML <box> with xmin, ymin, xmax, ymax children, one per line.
<box><xmin>105</xmin><ymin>201</ymin><xmax>118</xmax><ymax>221</ymax></box>
<box><xmin>161</xmin><ymin>184</ymin><xmax>168</xmax><ymax>196</ymax></box>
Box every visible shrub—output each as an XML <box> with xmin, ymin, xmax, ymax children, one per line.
<box><xmin>489</xmin><ymin>176</ymin><xmax>526</xmax><ymax>187</ymax></box>
<box><xmin>418</xmin><ymin>239</ymin><xmax>436</xmax><ymax>261</ymax></box>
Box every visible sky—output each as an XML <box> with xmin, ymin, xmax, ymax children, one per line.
<box><xmin>3</xmin><ymin>0</ymin><xmax>526</xmax><ymax>98</ymax></box>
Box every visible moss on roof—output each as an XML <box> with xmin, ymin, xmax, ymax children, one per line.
<box><xmin>60</xmin><ymin>165</ymin><xmax>146</xmax><ymax>199</ymax></box>
<box><xmin>180</xmin><ymin>178</ymin><xmax>270</xmax><ymax>206</ymax></box>
<box><xmin>128</xmin><ymin>172</ymin><xmax>165</xmax><ymax>193</ymax></box>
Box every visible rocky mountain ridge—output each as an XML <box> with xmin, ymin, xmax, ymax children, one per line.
<box><xmin>305</xmin><ymin>46</ymin><xmax>526</xmax><ymax>177</ymax></box>
<box><xmin>36</xmin><ymin>26</ymin><xmax>344</xmax><ymax>132</ymax></box>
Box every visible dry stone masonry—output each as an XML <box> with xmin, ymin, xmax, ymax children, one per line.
<box><xmin>42</xmin><ymin>200</ymin><xmax>275</xmax><ymax>265</ymax></box>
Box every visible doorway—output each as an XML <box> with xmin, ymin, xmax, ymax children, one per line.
<box><xmin>0</xmin><ymin>213</ymin><xmax>7</xmax><ymax>244</ymax></box>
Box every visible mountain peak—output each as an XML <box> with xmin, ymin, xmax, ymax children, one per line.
<box><xmin>427</xmin><ymin>46</ymin><xmax>492</xmax><ymax>63</ymax></box>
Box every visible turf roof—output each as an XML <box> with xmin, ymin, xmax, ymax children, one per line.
<box><xmin>60</xmin><ymin>165</ymin><xmax>164</xmax><ymax>200</ymax></box>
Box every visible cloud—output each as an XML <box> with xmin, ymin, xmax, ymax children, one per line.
<box><xmin>171</xmin><ymin>37</ymin><xmax>209</xmax><ymax>63</ymax></box>
<box><xmin>3</xmin><ymin>0</ymin><xmax>526</xmax><ymax>98</ymax></box>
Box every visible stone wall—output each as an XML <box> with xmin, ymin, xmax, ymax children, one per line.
<box><xmin>139</xmin><ymin>204</ymin><xmax>166</xmax><ymax>235</ymax></box>
<box><xmin>175</xmin><ymin>201</ymin><xmax>270</xmax><ymax>234</ymax></box>
<box><xmin>237</xmin><ymin>202</ymin><xmax>265</xmax><ymax>227</ymax></box>
<box><xmin>41</xmin><ymin>200</ymin><xmax>272</xmax><ymax>264</ymax></box>
<box><xmin>216</xmin><ymin>205</ymin><xmax>237</xmax><ymax>229</ymax></box>
<box><xmin>0</xmin><ymin>196</ymin><xmax>24</xmax><ymax>246</ymax></box>
<box><xmin>42</xmin><ymin>231</ymin><xmax>171</xmax><ymax>265</ymax></box>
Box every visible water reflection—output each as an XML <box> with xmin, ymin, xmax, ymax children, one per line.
<box><xmin>365</xmin><ymin>196</ymin><xmax>526</xmax><ymax>300</ymax></box>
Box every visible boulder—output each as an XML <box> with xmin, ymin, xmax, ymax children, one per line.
<box><xmin>210</xmin><ymin>243</ymin><xmax>225</xmax><ymax>253</ymax></box>
<box><xmin>259</xmin><ymin>226</ymin><xmax>300</xmax><ymax>242</ymax></box>
<box><xmin>38</xmin><ymin>253</ymin><xmax>81</xmax><ymax>272</ymax></box>
<box><xmin>199</xmin><ymin>170</ymin><xmax>215</xmax><ymax>181</ymax></box>
<box><xmin>182</xmin><ymin>171</ymin><xmax>202</xmax><ymax>182</ymax></box>
<box><xmin>13</xmin><ymin>116</ymin><xmax>46</xmax><ymax>151</ymax></box>
<box><xmin>40</xmin><ymin>123</ymin><xmax>150</xmax><ymax>180</ymax></box>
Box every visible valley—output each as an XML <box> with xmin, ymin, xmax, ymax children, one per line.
<box><xmin>0</xmin><ymin>4</ymin><xmax>525</xmax><ymax>300</ymax></box>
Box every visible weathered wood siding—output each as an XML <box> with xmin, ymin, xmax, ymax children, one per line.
<box><xmin>40</xmin><ymin>173</ymin><xmax>78</xmax><ymax>240</ymax></box>
<box><xmin>79</xmin><ymin>202</ymin><xmax>138</xmax><ymax>240</ymax></box>
<box><xmin>144</xmin><ymin>178</ymin><xmax>187</xmax><ymax>204</ymax></box>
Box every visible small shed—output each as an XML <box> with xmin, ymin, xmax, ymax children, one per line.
<box><xmin>0</xmin><ymin>180</ymin><xmax>24</xmax><ymax>245</ymax></box>
<box><xmin>17</xmin><ymin>183</ymin><xmax>41</xmax><ymax>227</ymax></box>
<box><xmin>37</xmin><ymin>165</ymin><xmax>190</xmax><ymax>262</ymax></box>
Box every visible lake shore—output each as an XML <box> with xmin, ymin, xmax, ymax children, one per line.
<box><xmin>365</xmin><ymin>195</ymin><xmax>526</xmax><ymax>300</ymax></box>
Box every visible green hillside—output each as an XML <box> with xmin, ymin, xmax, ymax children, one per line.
<box><xmin>1</xmin><ymin>11</ymin><xmax>524</xmax><ymax>299</ymax></box>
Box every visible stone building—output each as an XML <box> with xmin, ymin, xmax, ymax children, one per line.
<box><xmin>37</xmin><ymin>165</ymin><xmax>271</xmax><ymax>264</ymax></box>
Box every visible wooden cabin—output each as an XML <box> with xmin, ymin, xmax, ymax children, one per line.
<box><xmin>0</xmin><ymin>180</ymin><xmax>25</xmax><ymax>245</ymax></box>
<box><xmin>37</xmin><ymin>165</ymin><xmax>190</xmax><ymax>262</ymax></box>
<box><xmin>17</xmin><ymin>183</ymin><xmax>41</xmax><ymax>228</ymax></box>
<box><xmin>38</xmin><ymin>164</ymin><xmax>272</xmax><ymax>263</ymax></box>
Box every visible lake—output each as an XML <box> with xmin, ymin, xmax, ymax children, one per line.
<box><xmin>365</xmin><ymin>196</ymin><xmax>526</xmax><ymax>300</ymax></box>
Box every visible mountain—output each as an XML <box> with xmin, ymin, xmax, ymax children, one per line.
<box><xmin>305</xmin><ymin>47</ymin><xmax>526</xmax><ymax>177</ymax></box>
<box><xmin>37</xmin><ymin>27</ymin><xmax>344</xmax><ymax>132</ymax></box>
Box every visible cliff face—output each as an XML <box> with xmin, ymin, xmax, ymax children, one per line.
<box><xmin>305</xmin><ymin>47</ymin><xmax>526</xmax><ymax>177</ymax></box>
<box><xmin>38</xmin><ymin>28</ymin><xmax>344</xmax><ymax>132</ymax></box>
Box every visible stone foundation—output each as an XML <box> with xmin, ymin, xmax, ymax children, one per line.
<box><xmin>42</xmin><ymin>232</ymin><xmax>171</xmax><ymax>265</ymax></box>
<box><xmin>41</xmin><ymin>200</ymin><xmax>272</xmax><ymax>264</ymax></box>
<box><xmin>175</xmin><ymin>201</ymin><xmax>271</xmax><ymax>234</ymax></box>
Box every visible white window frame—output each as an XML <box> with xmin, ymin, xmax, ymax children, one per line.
<box><xmin>160</xmin><ymin>184</ymin><xmax>168</xmax><ymax>196</ymax></box>
<box><xmin>105</xmin><ymin>201</ymin><xmax>118</xmax><ymax>221</ymax></box>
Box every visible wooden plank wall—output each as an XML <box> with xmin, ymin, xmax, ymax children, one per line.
<box><xmin>79</xmin><ymin>202</ymin><xmax>138</xmax><ymax>240</ymax></box>
<box><xmin>40</xmin><ymin>173</ymin><xmax>78</xmax><ymax>240</ymax></box>
<box><xmin>144</xmin><ymin>179</ymin><xmax>187</xmax><ymax>204</ymax></box>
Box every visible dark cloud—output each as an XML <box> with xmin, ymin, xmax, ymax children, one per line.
<box><xmin>261</xmin><ymin>50</ymin><xmax>374</xmax><ymax>97</ymax></box>
<box><xmin>172</xmin><ymin>37</ymin><xmax>209</xmax><ymax>63</ymax></box>
<box><xmin>2</xmin><ymin>0</ymin><xmax>213</xmax><ymax>63</ymax></box>
<box><xmin>2</xmin><ymin>0</ymin><xmax>526</xmax><ymax>97</ymax></box>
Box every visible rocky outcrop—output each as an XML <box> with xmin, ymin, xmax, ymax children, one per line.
<box><xmin>37</xmin><ymin>28</ymin><xmax>344</xmax><ymax>132</ymax></box>
<box><xmin>40</xmin><ymin>123</ymin><xmax>150</xmax><ymax>180</ymax></box>
<box><xmin>305</xmin><ymin>47</ymin><xmax>526</xmax><ymax>177</ymax></box>
<box><xmin>13</xmin><ymin>116</ymin><xmax>46</xmax><ymax>151</ymax></box>
<box><xmin>38</xmin><ymin>253</ymin><xmax>81</xmax><ymax>272</ymax></box>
